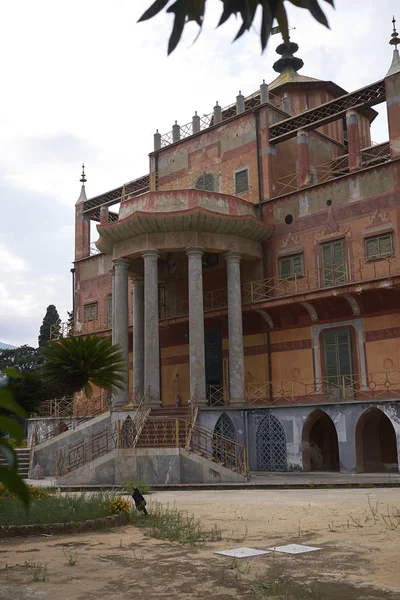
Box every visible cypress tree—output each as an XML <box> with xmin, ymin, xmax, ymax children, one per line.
<box><xmin>38</xmin><ymin>305</ymin><xmax>60</xmax><ymax>347</ymax></box>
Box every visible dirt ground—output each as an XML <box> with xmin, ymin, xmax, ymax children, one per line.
<box><xmin>0</xmin><ymin>488</ymin><xmax>400</xmax><ymax>599</ymax></box>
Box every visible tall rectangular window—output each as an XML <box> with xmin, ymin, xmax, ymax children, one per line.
<box><xmin>321</xmin><ymin>240</ymin><xmax>346</xmax><ymax>287</ymax></box>
<box><xmin>323</xmin><ymin>329</ymin><xmax>354</xmax><ymax>398</ymax></box>
<box><xmin>279</xmin><ymin>253</ymin><xmax>304</xmax><ymax>279</ymax></box>
<box><xmin>107</xmin><ymin>295</ymin><xmax>112</xmax><ymax>328</ymax></box>
<box><xmin>235</xmin><ymin>168</ymin><xmax>249</xmax><ymax>194</ymax></box>
<box><xmin>365</xmin><ymin>234</ymin><xmax>393</xmax><ymax>261</ymax></box>
<box><xmin>84</xmin><ymin>302</ymin><xmax>98</xmax><ymax>322</ymax></box>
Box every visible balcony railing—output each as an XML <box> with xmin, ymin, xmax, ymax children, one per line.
<box><xmin>53</xmin><ymin>256</ymin><xmax>400</xmax><ymax>338</ymax></box>
<box><xmin>245</xmin><ymin>371</ymin><xmax>400</xmax><ymax>405</ymax></box>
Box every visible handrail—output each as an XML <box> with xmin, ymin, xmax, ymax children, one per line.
<box><xmin>246</xmin><ymin>371</ymin><xmax>400</xmax><ymax>405</ymax></box>
<box><xmin>54</xmin><ymin>255</ymin><xmax>400</xmax><ymax>334</ymax></box>
<box><xmin>187</xmin><ymin>421</ymin><xmax>248</xmax><ymax>478</ymax></box>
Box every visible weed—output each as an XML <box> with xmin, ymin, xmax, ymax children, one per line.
<box><xmin>64</xmin><ymin>550</ymin><xmax>78</xmax><ymax>566</ymax></box>
<box><xmin>308</xmin><ymin>481</ymin><xmax>316</xmax><ymax>489</ymax></box>
<box><xmin>0</xmin><ymin>491</ymin><xmax>119</xmax><ymax>526</ymax></box>
<box><xmin>24</xmin><ymin>560</ymin><xmax>47</xmax><ymax>582</ymax></box>
<box><xmin>135</xmin><ymin>502</ymin><xmax>222</xmax><ymax>544</ymax></box>
<box><xmin>122</xmin><ymin>478</ymin><xmax>152</xmax><ymax>495</ymax></box>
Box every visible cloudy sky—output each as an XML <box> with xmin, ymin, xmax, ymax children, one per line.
<box><xmin>0</xmin><ymin>0</ymin><xmax>397</xmax><ymax>348</ymax></box>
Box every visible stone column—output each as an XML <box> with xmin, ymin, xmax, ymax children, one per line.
<box><xmin>297</xmin><ymin>130</ymin><xmax>311</xmax><ymax>187</ymax></box>
<box><xmin>225</xmin><ymin>252</ymin><xmax>245</xmax><ymax>405</ymax></box>
<box><xmin>346</xmin><ymin>110</ymin><xmax>362</xmax><ymax>171</ymax></box>
<box><xmin>110</xmin><ymin>267</ymin><xmax>115</xmax><ymax>342</ymax></box>
<box><xmin>385</xmin><ymin>59</ymin><xmax>400</xmax><ymax>160</ymax></box>
<box><xmin>131</xmin><ymin>276</ymin><xmax>144</xmax><ymax>395</ymax></box>
<box><xmin>186</xmin><ymin>247</ymin><xmax>207</xmax><ymax>405</ymax></box>
<box><xmin>143</xmin><ymin>250</ymin><xmax>161</xmax><ymax>405</ymax></box>
<box><xmin>112</xmin><ymin>258</ymin><xmax>130</xmax><ymax>407</ymax></box>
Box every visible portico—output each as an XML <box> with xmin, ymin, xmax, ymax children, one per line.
<box><xmin>98</xmin><ymin>189</ymin><xmax>272</xmax><ymax>408</ymax></box>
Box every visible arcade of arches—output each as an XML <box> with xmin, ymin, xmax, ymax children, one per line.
<box><xmin>212</xmin><ymin>408</ymin><xmax>399</xmax><ymax>473</ymax></box>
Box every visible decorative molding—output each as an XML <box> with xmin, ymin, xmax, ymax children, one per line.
<box><xmin>368</xmin><ymin>210</ymin><xmax>390</xmax><ymax>227</ymax></box>
<box><xmin>365</xmin><ymin>326</ymin><xmax>400</xmax><ymax>342</ymax></box>
<box><xmin>281</xmin><ymin>232</ymin><xmax>301</xmax><ymax>249</ymax></box>
<box><xmin>314</xmin><ymin>208</ymin><xmax>350</xmax><ymax>243</ymax></box>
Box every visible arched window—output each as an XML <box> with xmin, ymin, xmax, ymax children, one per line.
<box><xmin>213</xmin><ymin>413</ymin><xmax>236</xmax><ymax>466</ymax></box>
<box><xmin>256</xmin><ymin>414</ymin><xmax>287</xmax><ymax>471</ymax></box>
<box><xmin>195</xmin><ymin>173</ymin><xmax>214</xmax><ymax>192</ymax></box>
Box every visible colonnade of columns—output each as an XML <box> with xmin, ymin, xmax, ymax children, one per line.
<box><xmin>111</xmin><ymin>249</ymin><xmax>245</xmax><ymax>408</ymax></box>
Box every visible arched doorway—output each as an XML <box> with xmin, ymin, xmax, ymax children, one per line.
<box><xmin>356</xmin><ymin>408</ymin><xmax>398</xmax><ymax>473</ymax></box>
<box><xmin>256</xmin><ymin>414</ymin><xmax>287</xmax><ymax>471</ymax></box>
<box><xmin>120</xmin><ymin>416</ymin><xmax>135</xmax><ymax>448</ymax></box>
<box><xmin>213</xmin><ymin>413</ymin><xmax>235</xmax><ymax>466</ymax></box>
<box><xmin>302</xmin><ymin>410</ymin><xmax>340</xmax><ymax>471</ymax></box>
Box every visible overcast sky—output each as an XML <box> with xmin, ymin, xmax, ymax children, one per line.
<box><xmin>0</xmin><ymin>0</ymin><xmax>397</xmax><ymax>348</ymax></box>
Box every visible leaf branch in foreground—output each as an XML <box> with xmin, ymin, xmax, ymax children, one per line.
<box><xmin>138</xmin><ymin>0</ymin><xmax>334</xmax><ymax>54</ymax></box>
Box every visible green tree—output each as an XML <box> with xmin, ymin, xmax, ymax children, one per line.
<box><xmin>3</xmin><ymin>369</ymin><xmax>43</xmax><ymax>415</ymax></box>
<box><xmin>0</xmin><ymin>345</ymin><xmax>41</xmax><ymax>373</ymax></box>
<box><xmin>0</xmin><ymin>370</ymin><xmax>29</xmax><ymax>505</ymax></box>
<box><xmin>67</xmin><ymin>311</ymin><xmax>74</xmax><ymax>336</ymax></box>
<box><xmin>139</xmin><ymin>0</ymin><xmax>334</xmax><ymax>54</ymax></box>
<box><xmin>39</xmin><ymin>335</ymin><xmax>126</xmax><ymax>399</ymax></box>
<box><xmin>38</xmin><ymin>305</ymin><xmax>61</xmax><ymax>348</ymax></box>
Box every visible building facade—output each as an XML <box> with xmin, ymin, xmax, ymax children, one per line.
<box><xmin>68</xmin><ymin>31</ymin><xmax>400</xmax><ymax>475</ymax></box>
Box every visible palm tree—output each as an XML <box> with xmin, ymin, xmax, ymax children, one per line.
<box><xmin>39</xmin><ymin>335</ymin><xmax>126</xmax><ymax>398</ymax></box>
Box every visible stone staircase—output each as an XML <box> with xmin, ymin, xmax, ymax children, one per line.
<box><xmin>136</xmin><ymin>407</ymin><xmax>189</xmax><ymax>448</ymax></box>
<box><xmin>0</xmin><ymin>448</ymin><xmax>30</xmax><ymax>479</ymax></box>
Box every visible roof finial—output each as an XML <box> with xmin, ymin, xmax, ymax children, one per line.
<box><xmin>80</xmin><ymin>163</ymin><xmax>87</xmax><ymax>184</ymax></box>
<box><xmin>273</xmin><ymin>39</ymin><xmax>304</xmax><ymax>74</ymax></box>
<box><xmin>390</xmin><ymin>16</ymin><xmax>400</xmax><ymax>49</ymax></box>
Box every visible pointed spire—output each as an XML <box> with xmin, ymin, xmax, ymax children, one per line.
<box><xmin>80</xmin><ymin>163</ymin><xmax>87</xmax><ymax>184</ymax></box>
<box><xmin>76</xmin><ymin>163</ymin><xmax>87</xmax><ymax>206</ymax></box>
<box><xmin>387</xmin><ymin>16</ymin><xmax>400</xmax><ymax>77</ymax></box>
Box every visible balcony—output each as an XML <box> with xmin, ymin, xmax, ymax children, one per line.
<box><xmin>52</xmin><ymin>255</ymin><xmax>400</xmax><ymax>339</ymax></box>
<box><xmin>207</xmin><ymin>371</ymin><xmax>400</xmax><ymax>407</ymax></box>
<box><xmin>161</xmin><ymin>256</ymin><xmax>400</xmax><ymax>321</ymax></box>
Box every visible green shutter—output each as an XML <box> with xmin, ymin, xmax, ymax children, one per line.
<box><xmin>279</xmin><ymin>257</ymin><xmax>292</xmax><ymax>279</ymax></box>
<box><xmin>378</xmin><ymin>234</ymin><xmax>393</xmax><ymax>257</ymax></box>
<box><xmin>292</xmin><ymin>254</ymin><xmax>304</xmax><ymax>275</ymax></box>
<box><xmin>195</xmin><ymin>173</ymin><xmax>214</xmax><ymax>191</ymax></box>
<box><xmin>323</xmin><ymin>329</ymin><xmax>353</xmax><ymax>393</ymax></box>
<box><xmin>365</xmin><ymin>237</ymin><xmax>379</xmax><ymax>260</ymax></box>
<box><xmin>321</xmin><ymin>241</ymin><xmax>345</xmax><ymax>286</ymax></box>
<box><xmin>235</xmin><ymin>169</ymin><xmax>249</xmax><ymax>194</ymax></box>
<box><xmin>365</xmin><ymin>234</ymin><xmax>393</xmax><ymax>260</ymax></box>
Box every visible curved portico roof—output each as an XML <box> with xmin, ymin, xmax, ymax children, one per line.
<box><xmin>96</xmin><ymin>189</ymin><xmax>273</xmax><ymax>256</ymax></box>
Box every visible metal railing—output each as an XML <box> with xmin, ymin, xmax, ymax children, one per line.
<box><xmin>245</xmin><ymin>371</ymin><xmax>400</xmax><ymax>405</ymax></box>
<box><xmin>55</xmin><ymin>392</ymin><xmax>151</xmax><ymax>477</ymax></box>
<box><xmin>53</xmin><ymin>256</ymin><xmax>400</xmax><ymax>334</ymax></box>
<box><xmin>274</xmin><ymin>141</ymin><xmax>390</xmax><ymax>196</ymax></box>
<box><xmin>189</xmin><ymin>422</ymin><xmax>248</xmax><ymax>478</ymax></box>
<box><xmin>206</xmin><ymin>385</ymin><xmax>227</xmax><ymax>407</ymax></box>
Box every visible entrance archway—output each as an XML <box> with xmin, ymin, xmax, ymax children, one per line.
<box><xmin>356</xmin><ymin>408</ymin><xmax>398</xmax><ymax>472</ymax></box>
<box><xmin>121</xmin><ymin>415</ymin><xmax>135</xmax><ymax>448</ymax></box>
<box><xmin>302</xmin><ymin>410</ymin><xmax>340</xmax><ymax>471</ymax></box>
<box><xmin>256</xmin><ymin>414</ymin><xmax>287</xmax><ymax>471</ymax></box>
<box><xmin>213</xmin><ymin>413</ymin><xmax>235</xmax><ymax>466</ymax></box>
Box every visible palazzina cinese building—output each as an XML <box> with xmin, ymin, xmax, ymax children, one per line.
<box><xmin>47</xmin><ymin>25</ymin><xmax>400</xmax><ymax>483</ymax></box>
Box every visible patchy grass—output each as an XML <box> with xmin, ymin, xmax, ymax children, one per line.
<box><xmin>121</xmin><ymin>478</ymin><xmax>152</xmax><ymax>495</ymax></box>
<box><xmin>0</xmin><ymin>491</ymin><xmax>127</xmax><ymax>526</ymax></box>
<box><xmin>133</xmin><ymin>501</ymin><xmax>222</xmax><ymax>545</ymax></box>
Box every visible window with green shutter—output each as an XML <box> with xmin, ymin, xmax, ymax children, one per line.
<box><xmin>235</xmin><ymin>168</ymin><xmax>249</xmax><ymax>194</ymax></box>
<box><xmin>84</xmin><ymin>302</ymin><xmax>98</xmax><ymax>322</ymax></box>
<box><xmin>107</xmin><ymin>295</ymin><xmax>112</xmax><ymax>328</ymax></box>
<box><xmin>279</xmin><ymin>253</ymin><xmax>304</xmax><ymax>279</ymax></box>
<box><xmin>365</xmin><ymin>234</ymin><xmax>393</xmax><ymax>261</ymax></box>
<box><xmin>321</xmin><ymin>240</ymin><xmax>346</xmax><ymax>287</ymax></box>
<box><xmin>195</xmin><ymin>173</ymin><xmax>214</xmax><ymax>192</ymax></box>
<box><xmin>323</xmin><ymin>329</ymin><xmax>354</xmax><ymax>395</ymax></box>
